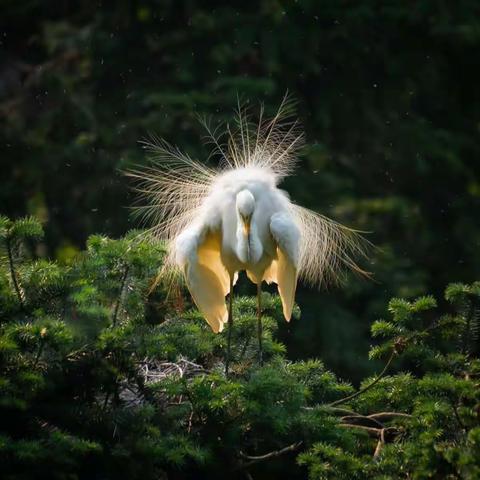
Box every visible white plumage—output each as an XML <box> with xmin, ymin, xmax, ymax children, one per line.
<box><xmin>128</xmin><ymin>97</ymin><xmax>369</xmax><ymax>367</ymax></box>
<box><xmin>174</xmin><ymin>166</ymin><xmax>300</xmax><ymax>332</ymax></box>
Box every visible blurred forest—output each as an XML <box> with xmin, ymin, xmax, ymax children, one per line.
<box><xmin>2</xmin><ymin>0</ymin><xmax>480</xmax><ymax>382</ymax></box>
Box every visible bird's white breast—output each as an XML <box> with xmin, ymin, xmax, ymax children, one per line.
<box><xmin>199</xmin><ymin>167</ymin><xmax>291</xmax><ymax>280</ymax></box>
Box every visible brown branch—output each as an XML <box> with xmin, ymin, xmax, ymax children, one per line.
<box><xmin>328</xmin><ymin>349</ymin><xmax>396</xmax><ymax>407</ymax></box>
<box><xmin>368</xmin><ymin>412</ymin><xmax>412</xmax><ymax>422</ymax></box>
<box><xmin>238</xmin><ymin>442</ymin><xmax>303</xmax><ymax>469</ymax></box>
<box><xmin>373</xmin><ymin>428</ymin><xmax>386</xmax><ymax>459</ymax></box>
<box><xmin>341</xmin><ymin>415</ymin><xmax>384</xmax><ymax>429</ymax></box>
<box><xmin>340</xmin><ymin>423</ymin><xmax>399</xmax><ymax>443</ymax></box>
<box><xmin>309</xmin><ymin>405</ymin><xmax>412</xmax><ymax>427</ymax></box>
<box><xmin>339</xmin><ymin>423</ymin><xmax>383</xmax><ymax>437</ymax></box>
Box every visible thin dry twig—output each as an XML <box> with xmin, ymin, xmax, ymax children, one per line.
<box><xmin>340</xmin><ymin>423</ymin><xmax>398</xmax><ymax>443</ymax></box>
<box><xmin>373</xmin><ymin>428</ymin><xmax>386</xmax><ymax>459</ymax></box>
<box><xmin>339</xmin><ymin>423</ymin><xmax>383</xmax><ymax>437</ymax></box>
<box><xmin>118</xmin><ymin>357</ymin><xmax>208</xmax><ymax>407</ymax></box>
<box><xmin>328</xmin><ymin>349</ymin><xmax>396</xmax><ymax>407</ymax></box>
<box><xmin>368</xmin><ymin>412</ymin><xmax>412</xmax><ymax>421</ymax></box>
<box><xmin>187</xmin><ymin>409</ymin><xmax>194</xmax><ymax>433</ymax></box>
<box><xmin>340</xmin><ymin>414</ymin><xmax>384</xmax><ymax>429</ymax></box>
<box><xmin>237</xmin><ymin>442</ymin><xmax>303</xmax><ymax>470</ymax></box>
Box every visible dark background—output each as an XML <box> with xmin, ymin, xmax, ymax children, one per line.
<box><xmin>2</xmin><ymin>0</ymin><xmax>479</xmax><ymax>382</ymax></box>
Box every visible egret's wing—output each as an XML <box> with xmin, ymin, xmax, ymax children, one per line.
<box><xmin>176</xmin><ymin>225</ymin><xmax>229</xmax><ymax>333</ymax></box>
<box><xmin>269</xmin><ymin>212</ymin><xmax>300</xmax><ymax>321</ymax></box>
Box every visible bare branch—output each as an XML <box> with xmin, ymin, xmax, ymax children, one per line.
<box><xmin>368</xmin><ymin>412</ymin><xmax>412</xmax><ymax>421</ymax></box>
<box><xmin>339</xmin><ymin>423</ymin><xmax>383</xmax><ymax>437</ymax></box>
<box><xmin>340</xmin><ymin>424</ymin><xmax>399</xmax><ymax>443</ymax></box>
<box><xmin>341</xmin><ymin>415</ymin><xmax>384</xmax><ymax>429</ymax></box>
<box><xmin>238</xmin><ymin>442</ymin><xmax>303</xmax><ymax>469</ymax></box>
<box><xmin>373</xmin><ymin>428</ymin><xmax>386</xmax><ymax>459</ymax></box>
<box><xmin>328</xmin><ymin>349</ymin><xmax>396</xmax><ymax>407</ymax></box>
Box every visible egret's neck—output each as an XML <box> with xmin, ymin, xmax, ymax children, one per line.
<box><xmin>235</xmin><ymin>215</ymin><xmax>262</xmax><ymax>264</ymax></box>
<box><xmin>236</xmin><ymin>218</ymin><xmax>250</xmax><ymax>263</ymax></box>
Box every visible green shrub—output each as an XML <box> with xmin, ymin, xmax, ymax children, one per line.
<box><xmin>1</xmin><ymin>216</ymin><xmax>479</xmax><ymax>479</ymax></box>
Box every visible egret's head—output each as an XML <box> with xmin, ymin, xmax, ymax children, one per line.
<box><xmin>236</xmin><ymin>189</ymin><xmax>255</xmax><ymax>235</ymax></box>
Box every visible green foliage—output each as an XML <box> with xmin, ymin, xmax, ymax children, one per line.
<box><xmin>445</xmin><ymin>282</ymin><xmax>480</xmax><ymax>354</ymax></box>
<box><xmin>3</xmin><ymin>0</ymin><xmax>480</xmax><ymax>383</ymax></box>
<box><xmin>0</xmin><ymin>216</ymin><xmax>44</xmax><ymax>242</ymax></box>
<box><xmin>298</xmin><ymin>443</ymin><xmax>366</xmax><ymax>480</ymax></box>
<box><xmin>1</xmin><ymin>215</ymin><xmax>480</xmax><ymax>478</ymax></box>
<box><xmin>2</xmin><ymin>2</ymin><xmax>480</xmax><ymax>476</ymax></box>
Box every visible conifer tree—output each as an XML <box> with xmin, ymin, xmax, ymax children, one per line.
<box><xmin>1</xmin><ymin>215</ymin><xmax>479</xmax><ymax>479</ymax></box>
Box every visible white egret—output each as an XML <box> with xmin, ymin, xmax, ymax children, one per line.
<box><xmin>129</xmin><ymin>98</ymin><xmax>369</xmax><ymax>373</ymax></box>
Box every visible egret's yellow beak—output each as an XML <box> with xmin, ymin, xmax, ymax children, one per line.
<box><xmin>242</xmin><ymin>216</ymin><xmax>251</xmax><ymax>236</ymax></box>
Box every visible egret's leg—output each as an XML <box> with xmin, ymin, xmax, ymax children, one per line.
<box><xmin>225</xmin><ymin>276</ymin><xmax>234</xmax><ymax>376</ymax></box>
<box><xmin>257</xmin><ymin>282</ymin><xmax>263</xmax><ymax>365</ymax></box>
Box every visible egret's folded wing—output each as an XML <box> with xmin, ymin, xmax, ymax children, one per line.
<box><xmin>176</xmin><ymin>226</ymin><xmax>229</xmax><ymax>333</ymax></box>
<box><xmin>269</xmin><ymin>212</ymin><xmax>300</xmax><ymax>321</ymax></box>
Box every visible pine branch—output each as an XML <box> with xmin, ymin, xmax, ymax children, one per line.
<box><xmin>462</xmin><ymin>299</ymin><xmax>476</xmax><ymax>355</ymax></box>
<box><xmin>238</xmin><ymin>333</ymin><xmax>252</xmax><ymax>362</ymax></box>
<box><xmin>33</xmin><ymin>339</ymin><xmax>46</xmax><ymax>367</ymax></box>
<box><xmin>6</xmin><ymin>237</ymin><xmax>24</xmax><ymax>309</ymax></box>
<box><xmin>449</xmin><ymin>399</ymin><xmax>466</xmax><ymax>430</ymax></box>
<box><xmin>112</xmin><ymin>264</ymin><xmax>129</xmax><ymax>326</ymax></box>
